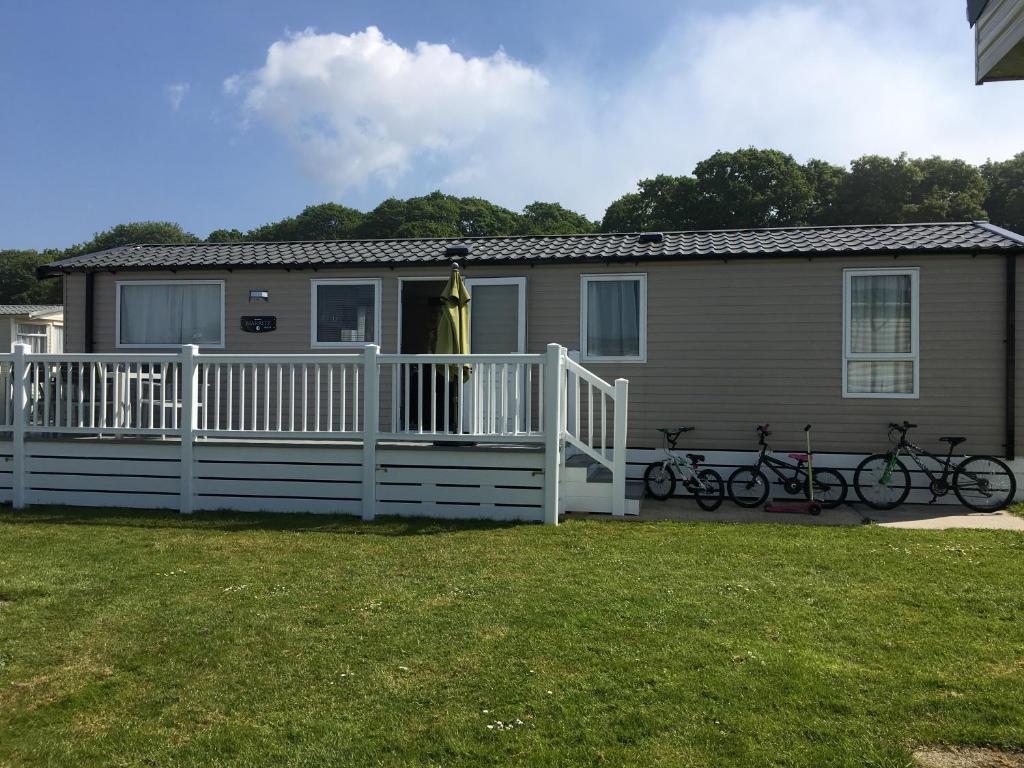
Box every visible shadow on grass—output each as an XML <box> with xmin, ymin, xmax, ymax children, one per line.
<box><xmin>0</xmin><ymin>505</ymin><xmax>527</xmax><ymax>537</ymax></box>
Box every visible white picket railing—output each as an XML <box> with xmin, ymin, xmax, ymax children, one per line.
<box><xmin>381</xmin><ymin>354</ymin><xmax>545</xmax><ymax>442</ymax></box>
<box><xmin>563</xmin><ymin>354</ymin><xmax>629</xmax><ymax>515</ymax></box>
<box><xmin>1</xmin><ymin>343</ymin><xmax>628</xmax><ymax>520</ymax></box>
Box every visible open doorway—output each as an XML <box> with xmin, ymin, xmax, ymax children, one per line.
<box><xmin>399</xmin><ymin>279</ymin><xmax>447</xmax><ymax>354</ymax></box>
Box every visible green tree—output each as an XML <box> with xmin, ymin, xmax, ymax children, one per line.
<box><xmin>66</xmin><ymin>221</ymin><xmax>199</xmax><ymax>256</ymax></box>
<box><xmin>0</xmin><ymin>249</ymin><xmax>63</xmax><ymax>303</ymax></box>
<box><xmin>206</xmin><ymin>228</ymin><xmax>245</xmax><ymax>242</ymax></box>
<box><xmin>835</xmin><ymin>154</ymin><xmax>922</xmax><ymax>224</ymax></box>
<box><xmin>904</xmin><ymin>157</ymin><xmax>988</xmax><ymax>222</ymax></box>
<box><xmin>982</xmin><ymin>152</ymin><xmax>1024</xmax><ymax>234</ymax></box>
<box><xmin>600</xmin><ymin>175</ymin><xmax>699</xmax><ymax>232</ymax></box>
<box><xmin>355</xmin><ymin>192</ymin><xmax>523</xmax><ymax>239</ymax></box>
<box><xmin>518</xmin><ymin>202</ymin><xmax>597</xmax><ymax>235</ymax></box>
<box><xmin>692</xmin><ymin>148</ymin><xmax>813</xmax><ymax>228</ymax></box>
<box><xmin>802</xmin><ymin>159</ymin><xmax>848</xmax><ymax>225</ymax></box>
<box><xmin>247</xmin><ymin>203</ymin><xmax>366</xmax><ymax>241</ymax></box>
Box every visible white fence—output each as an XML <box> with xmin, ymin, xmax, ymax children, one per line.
<box><xmin>0</xmin><ymin>344</ymin><xmax>629</xmax><ymax>523</ymax></box>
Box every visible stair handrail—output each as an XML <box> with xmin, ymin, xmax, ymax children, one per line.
<box><xmin>561</xmin><ymin>350</ymin><xmax>629</xmax><ymax>516</ymax></box>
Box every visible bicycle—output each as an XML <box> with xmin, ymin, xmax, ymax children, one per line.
<box><xmin>727</xmin><ymin>424</ymin><xmax>848</xmax><ymax>509</ymax></box>
<box><xmin>853</xmin><ymin>422</ymin><xmax>1016</xmax><ymax>512</ymax></box>
<box><xmin>643</xmin><ymin>427</ymin><xmax>724</xmax><ymax>510</ymax></box>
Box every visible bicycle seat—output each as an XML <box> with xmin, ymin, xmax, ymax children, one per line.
<box><xmin>939</xmin><ymin>436</ymin><xmax>966</xmax><ymax>447</ymax></box>
<box><xmin>686</xmin><ymin>453</ymin><xmax>705</xmax><ymax>463</ymax></box>
<box><xmin>658</xmin><ymin>426</ymin><xmax>694</xmax><ymax>434</ymax></box>
<box><xmin>788</xmin><ymin>452</ymin><xmax>809</xmax><ymax>462</ymax></box>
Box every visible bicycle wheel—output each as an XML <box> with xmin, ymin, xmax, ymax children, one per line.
<box><xmin>953</xmin><ymin>456</ymin><xmax>1017</xmax><ymax>512</ymax></box>
<box><xmin>853</xmin><ymin>454</ymin><xmax>911</xmax><ymax>510</ymax></box>
<box><xmin>804</xmin><ymin>468</ymin><xmax>847</xmax><ymax>509</ymax></box>
<box><xmin>644</xmin><ymin>462</ymin><xmax>676</xmax><ymax>501</ymax></box>
<box><xmin>727</xmin><ymin>467</ymin><xmax>770</xmax><ymax>507</ymax></box>
<box><xmin>694</xmin><ymin>469</ymin><xmax>724</xmax><ymax>511</ymax></box>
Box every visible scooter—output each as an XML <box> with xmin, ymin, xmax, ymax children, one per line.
<box><xmin>764</xmin><ymin>424</ymin><xmax>823</xmax><ymax>515</ymax></box>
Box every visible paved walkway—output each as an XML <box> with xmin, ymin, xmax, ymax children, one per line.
<box><xmin>565</xmin><ymin>499</ymin><xmax>1024</xmax><ymax>530</ymax></box>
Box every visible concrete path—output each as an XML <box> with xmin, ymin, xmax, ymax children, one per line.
<box><xmin>565</xmin><ymin>498</ymin><xmax>1024</xmax><ymax>530</ymax></box>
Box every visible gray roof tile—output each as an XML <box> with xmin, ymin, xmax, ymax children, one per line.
<box><xmin>38</xmin><ymin>221</ymin><xmax>1024</xmax><ymax>275</ymax></box>
<box><xmin>0</xmin><ymin>304</ymin><xmax>63</xmax><ymax>316</ymax></box>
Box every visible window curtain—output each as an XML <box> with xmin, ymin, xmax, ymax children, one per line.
<box><xmin>587</xmin><ymin>279</ymin><xmax>640</xmax><ymax>357</ymax></box>
<box><xmin>120</xmin><ymin>284</ymin><xmax>222</xmax><ymax>345</ymax></box>
<box><xmin>848</xmin><ymin>274</ymin><xmax>913</xmax><ymax>393</ymax></box>
<box><xmin>15</xmin><ymin>324</ymin><xmax>48</xmax><ymax>353</ymax></box>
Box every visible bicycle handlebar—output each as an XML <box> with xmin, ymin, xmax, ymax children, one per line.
<box><xmin>888</xmin><ymin>421</ymin><xmax>918</xmax><ymax>432</ymax></box>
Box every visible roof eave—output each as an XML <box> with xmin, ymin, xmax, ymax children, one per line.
<box><xmin>36</xmin><ymin>245</ymin><xmax>1024</xmax><ymax>277</ymax></box>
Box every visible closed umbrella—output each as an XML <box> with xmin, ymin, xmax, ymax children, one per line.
<box><xmin>434</xmin><ymin>263</ymin><xmax>471</xmax><ymax>382</ymax></box>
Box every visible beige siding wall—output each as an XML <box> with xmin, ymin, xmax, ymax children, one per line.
<box><xmin>63</xmin><ymin>272</ymin><xmax>86</xmax><ymax>353</ymax></box>
<box><xmin>1</xmin><ymin>317</ymin><xmax>12</xmax><ymax>351</ymax></box>
<box><xmin>75</xmin><ymin>252</ymin><xmax>1010</xmax><ymax>454</ymax></box>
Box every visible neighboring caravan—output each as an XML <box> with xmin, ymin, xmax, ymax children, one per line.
<box><xmin>39</xmin><ymin>221</ymin><xmax>1024</xmax><ymax>468</ymax></box>
<box><xmin>1</xmin><ymin>305</ymin><xmax>63</xmax><ymax>353</ymax></box>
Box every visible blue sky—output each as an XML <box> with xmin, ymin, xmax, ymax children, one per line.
<box><xmin>0</xmin><ymin>0</ymin><xmax>1018</xmax><ymax>250</ymax></box>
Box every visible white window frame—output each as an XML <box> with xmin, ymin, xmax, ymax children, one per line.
<box><xmin>16</xmin><ymin>323</ymin><xmax>49</xmax><ymax>353</ymax></box>
<box><xmin>842</xmin><ymin>267</ymin><xmax>919</xmax><ymax>399</ymax></box>
<box><xmin>310</xmin><ymin>278</ymin><xmax>382</xmax><ymax>349</ymax></box>
<box><xmin>115</xmin><ymin>279</ymin><xmax>226</xmax><ymax>349</ymax></box>
<box><xmin>579</xmin><ymin>273</ymin><xmax>647</xmax><ymax>363</ymax></box>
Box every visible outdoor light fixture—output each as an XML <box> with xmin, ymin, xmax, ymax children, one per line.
<box><xmin>249</xmin><ymin>289</ymin><xmax>270</xmax><ymax>302</ymax></box>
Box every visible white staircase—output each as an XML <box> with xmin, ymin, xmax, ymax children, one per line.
<box><xmin>557</xmin><ymin>352</ymin><xmax>636</xmax><ymax>516</ymax></box>
<box><xmin>561</xmin><ymin>450</ymin><xmax>642</xmax><ymax>515</ymax></box>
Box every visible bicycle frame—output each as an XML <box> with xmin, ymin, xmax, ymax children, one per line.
<box><xmin>655</xmin><ymin>449</ymin><xmax>713</xmax><ymax>492</ymax></box>
<box><xmin>881</xmin><ymin>435</ymin><xmax>958</xmax><ymax>487</ymax></box>
<box><xmin>747</xmin><ymin>434</ymin><xmax>812</xmax><ymax>487</ymax></box>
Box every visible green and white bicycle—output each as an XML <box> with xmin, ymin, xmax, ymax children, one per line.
<box><xmin>643</xmin><ymin>426</ymin><xmax>725</xmax><ymax>510</ymax></box>
<box><xmin>853</xmin><ymin>421</ymin><xmax>1016</xmax><ymax>512</ymax></box>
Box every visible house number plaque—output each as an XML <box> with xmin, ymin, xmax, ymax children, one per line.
<box><xmin>240</xmin><ymin>316</ymin><xmax>277</xmax><ymax>333</ymax></box>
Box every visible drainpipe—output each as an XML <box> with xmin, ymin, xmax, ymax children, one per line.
<box><xmin>1007</xmin><ymin>254</ymin><xmax>1016</xmax><ymax>461</ymax></box>
<box><xmin>84</xmin><ymin>271</ymin><xmax>95</xmax><ymax>353</ymax></box>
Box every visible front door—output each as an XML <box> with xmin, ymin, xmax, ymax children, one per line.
<box><xmin>465</xmin><ymin>278</ymin><xmax>526</xmax><ymax>434</ymax></box>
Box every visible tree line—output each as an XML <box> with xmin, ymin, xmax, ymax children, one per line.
<box><xmin>3</xmin><ymin>148</ymin><xmax>1023</xmax><ymax>305</ymax></box>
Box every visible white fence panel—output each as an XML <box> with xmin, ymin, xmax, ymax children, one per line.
<box><xmin>376</xmin><ymin>446</ymin><xmax>545</xmax><ymax>522</ymax></box>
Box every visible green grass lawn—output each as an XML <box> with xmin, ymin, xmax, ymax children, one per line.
<box><xmin>1</xmin><ymin>509</ymin><xmax>1023</xmax><ymax>768</ymax></box>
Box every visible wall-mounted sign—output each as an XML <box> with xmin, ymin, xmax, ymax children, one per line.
<box><xmin>241</xmin><ymin>316</ymin><xmax>277</xmax><ymax>333</ymax></box>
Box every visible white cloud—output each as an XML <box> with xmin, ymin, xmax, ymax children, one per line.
<box><xmin>227</xmin><ymin>26</ymin><xmax>548</xmax><ymax>190</ymax></box>
<box><xmin>227</xmin><ymin>8</ymin><xmax>1024</xmax><ymax>218</ymax></box>
<box><xmin>166</xmin><ymin>82</ymin><xmax>190</xmax><ymax>111</ymax></box>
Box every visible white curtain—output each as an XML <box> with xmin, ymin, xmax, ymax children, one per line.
<box><xmin>15</xmin><ymin>324</ymin><xmax>48</xmax><ymax>353</ymax></box>
<box><xmin>587</xmin><ymin>279</ymin><xmax>640</xmax><ymax>357</ymax></box>
<box><xmin>848</xmin><ymin>274</ymin><xmax>913</xmax><ymax>393</ymax></box>
<box><xmin>120</xmin><ymin>284</ymin><xmax>222</xmax><ymax>345</ymax></box>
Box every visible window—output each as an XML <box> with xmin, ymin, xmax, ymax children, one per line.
<box><xmin>580</xmin><ymin>274</ymin><xmax>647</xmax><ymax>362</ymax></box>
<box><xmin>16</xmin><ymin>324</ymin><xmax>48</xmax><ymax>353</ymax></box>
<box><xmin>843</xmin><ymin>268</ymin><xmax>919</xmax><ymax>398</ymax></box>
<box><xmin>311</xmin><ymin>279</ymin><xmax>381</xmax><ymax>347</ymax></box>
<box><xmin>117</xmin><ymin>281</ymin><xmax>224</xmax><ymax>348</ymax></box>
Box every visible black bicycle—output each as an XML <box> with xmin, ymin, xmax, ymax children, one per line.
<box><xmin>853</xmin><ymin>422</ymin><xmax>1016</xmax><ymax>512</ymax></box>
<box><xmin>727</xmin><ymin>424</ymin><xmax>848</xmax><ymax>508</ymax></box>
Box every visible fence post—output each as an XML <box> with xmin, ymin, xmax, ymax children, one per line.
<box><xmin>567</xmin><ymin>350</ymin><xmax>580</xmax><ymax>440</ymax></box>
<box><xmin>11</xmin><ymin>344</ymin><xmax>29</xmax><ymax>509</ymax></box>
<box><xmin>361</xmin><ymin>345</ymin><xmax>379</xmax><ymax>522</ymax></box>
<box><xmin>612</xmin><ymin>378</ymin><xmax>629</xmax><ymax>517</ymax></box>
<box><xmin>542</xmin><ymin>343</ymin><xmax>563</xmax><ymax>525</ymax></box>
<box><xmin>179</xmin><ymin>345</ymin><xmax>199</xmax><ymax>514</ymax></box>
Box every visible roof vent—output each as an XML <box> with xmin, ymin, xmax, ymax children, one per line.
<box><xmin>445</xmin><ymin>244</ymin><xmax>471</xmax><ymax>257</ymax></box>
<box><xmin>637</xmin><ymin>232</ymin><xmax>664</xmax><ymax>244</ymax></box>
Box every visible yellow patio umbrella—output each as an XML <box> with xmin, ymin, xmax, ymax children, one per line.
<box><xmin>434</xmin><ymin>263</ymin><xmax>472</xmax><ymax>382</ymax></box>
